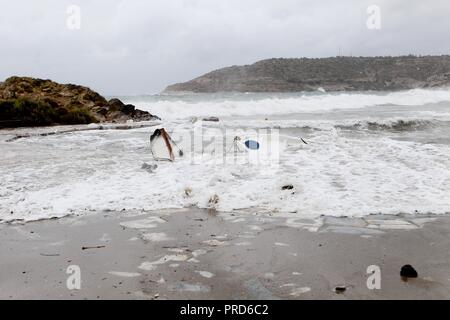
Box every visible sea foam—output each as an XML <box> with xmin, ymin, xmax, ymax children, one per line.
<box><xmin>1</xmin><ymin>89</ymin><xmax>450</xmax><ymax>222</ymax></box>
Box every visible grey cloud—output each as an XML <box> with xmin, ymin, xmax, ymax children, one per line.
<box><xmin>0</xmin><ymin>0</ymin><xmax>449</xmax><ymax>95</ymax></box>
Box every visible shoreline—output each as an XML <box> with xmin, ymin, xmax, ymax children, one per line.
<box><xmin>1</xmin><ymin>209</ymin><xmax>450</xmax><ymax>299</ymax></box>
<box><xmin>0</xmin><ymin>120</ymin><xmax>161</xmax><ymax>143</ymax></box>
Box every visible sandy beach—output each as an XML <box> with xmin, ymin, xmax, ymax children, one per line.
<box><xmin>2</xmin><ymin>0</ymin><xmax>450</xmax><ymax>306</ymax></box>
<box><xmin>1</xmin><ymin>209</ymin><xmax>450</xmax><ymax>300</ymax></box>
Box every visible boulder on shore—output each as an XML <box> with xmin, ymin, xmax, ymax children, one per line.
<box><xmin>0</xmin><ymin>76</ymin><xmax>160</xmax><ymax>128</ymax></box>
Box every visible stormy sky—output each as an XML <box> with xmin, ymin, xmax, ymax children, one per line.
<box><xmin>1</xmin><ymin>0</ymin><xmax>449</xmax><ymax>95</ymax></box>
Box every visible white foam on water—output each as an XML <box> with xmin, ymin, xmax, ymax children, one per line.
<box><xmin>139</xmin><ymin>254</ymin><xmax>189</xmax><ymax>271</ymax></box>
<box><xmin>217</xmin><ymin>114</ymin><xmax>450</xmax><ymax>131</ymax></box>
<box><xmin>192</xmin><ymin>249</ymin><xmax>208</xmax><ymax>257</ymax></box>
<box><xmin>137</xmin><ymin>262</ymin><xmax>157</xmax><ymax>271</ymax></box>
<box><xmin>1</xmin><ymin>89</ymin><xmax>450</xmax><ymax>223</ymax></box>
<box><xmin>108</xmin><ymin>271</ymin><xmax>141</xmax><ymax>278</ymax></box>
<box><xmin>141</xmin><ymin>232</ymin><xmax>174</xmax><ymax>242</ymax></box>
<box><xmin>290</xmin><ymin>287</ymin><xmax>311</xmax><ymax>296</ymax></box>
<box><xmin>1</xmin><ymin>126</ymin><xmax>449</xmax><ymax>222</ymax></box>
<box><xmin>195</xmin><ymin>271</ymin><xmax>214</xmax><ymax>278</ymax></box>
<box><xmin>234</xmin><ymin>241</ymin><xmax>252</xmax><ymax>246</ymax></box>
<box><xmin>280</xmin><ymin>283</ymin><xmax>296</xmax><ymax>287</ymax></box>
<box><xmin>168</xmin><ymin>283</ymin><xmax>210</xmax><ymax>293</ymax></box>
<box><xmin>126</xmin><ymin>88</ymin><xmax>450</xmax><ymax>120</ymax></box>
<box><xmin>275</xmin><ymin>242</ymin><xmax>290</xmax><ymax>247</ymax></box>
<box><xmin>120</xmin><ymin>217</ymin><xmax>166</xmax><ymax>229</ymax></box>
<box><xmin>203</xmin><ymin>239</ymin><xmax>228</xmax><ymax>246</ymax></box>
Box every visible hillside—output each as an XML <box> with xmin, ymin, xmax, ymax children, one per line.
<box><xmin>0</xmin><ymin>77</ymin><xmax>159</xmax><ymax>128</ymax></box>
<box><xmin>164</xmin><ymin>56</ymin><xmax>450</xmax><ymax>93</ymax></box>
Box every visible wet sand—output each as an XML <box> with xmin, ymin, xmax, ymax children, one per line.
<box><xmin>1</xmin><ymin>209</ymin><xmax>450</xmax><ymax>299</ymax></box>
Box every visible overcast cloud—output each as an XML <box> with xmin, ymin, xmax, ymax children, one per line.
<box><xmin>1</xmin><ymin>0</ymin><xmax>449</xmax><ymax>95</ymax></box>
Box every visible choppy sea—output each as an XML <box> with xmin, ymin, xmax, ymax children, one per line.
<box><xmin>1</xmin><ymin>89</ymin><xmax>449</xmax><ymax>222</ymax></box>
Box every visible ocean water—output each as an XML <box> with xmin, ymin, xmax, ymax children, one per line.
<box><xmin>1</xmin><ymin>89</ymin><xmax>450</xmax><ymax>222</ymax></box>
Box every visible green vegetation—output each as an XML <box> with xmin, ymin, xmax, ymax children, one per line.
<box><xmin>0</xmin><ymin>98</ymin><xmax>97</xmax><ymax>127</ymax></box>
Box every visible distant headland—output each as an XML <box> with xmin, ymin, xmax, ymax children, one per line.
<box><xmin>164</xmin><ymin>55</ymin><xmax>450</xmax><ymax>93</ymax></box>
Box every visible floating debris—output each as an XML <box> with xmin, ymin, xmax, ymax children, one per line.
<box><xmin>184</xmin><ymin>187</ymin><xmax>193</xmax><ymax>197</ymax></box>
<box><xmin>208</xmin><ymin>194</ymin><xmax>219</xmax><ymax>209</ymax></box>
<box><xmin>150</xmin><ymin>128</ymin><xmax>183</xmax><ymax>162</ymax></box>
<box><xmin>231</xmin><ymin>136</ymin><xmax>261</xmax><ymax>152</ymax></box>
<box><xmin>244</xmin><ymin>139</ymin><xmax>260</xmax><ymax>150</ymax></box>
<box><xmin>139</xmin><ymin>254</ymin><xmax>189</xmax><ymax>271</ymax></box>
<box><xmin>120</xmin><ymin>217</ymin><xmax>166</xmax><ymax>229</ymax></box>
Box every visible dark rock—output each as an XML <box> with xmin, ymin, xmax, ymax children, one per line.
<box><xmin>133</xmin><ymin>109</ymin><xmax>161</xmax><ymax>121</ymax></box>
<box><xmin>400</xmin><ymin>265</ymin><xmax>418</xmax><ymax>279</ymax></box>
<box><xmin>334</xmin><ymin>286</ymin><xmax>346</xmax><ymax>294</ymax></box>
<box><xmin>107</xmin><ymin>98</ymin><xmax>125</xmax><ymax>111</ymax></box>
<box><xmin>281</xmin><ymin>185</ymin><xmax>294</xmax><ymax>190</ymax></box>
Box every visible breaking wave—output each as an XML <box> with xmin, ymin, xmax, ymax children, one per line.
<box><xmin>211</xmin><ymin>117</ymin><xmax>449</xmax><ymax>133</ymax></box>
<box><xmin>124</xmin><ymin>88</ymin><xmax>450</xmax><ymax>120</ymax></box>
<box><xmin>1</xmin><ymin>89</ymin><xmax>450</xmax><ymax>223</ymax></box>
<box><xmin>335</xmin><ymin>119</ymin><xmax>442</xmax><ymax>131</ymax></box>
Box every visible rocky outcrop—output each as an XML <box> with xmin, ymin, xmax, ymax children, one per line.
<box><xmin>0</xmin><ymin>76</ymin><xmax>159</xmax><ymax>128</ymax></box>
<box><xmin>102</xmin><ymin>98</ymin><xmax>160</xmax><ymax>123</ymax></box>
<box><xmin>164</xmin><ymin>55</ymin><xmax>450</xmax><ymax>93</ymax></box>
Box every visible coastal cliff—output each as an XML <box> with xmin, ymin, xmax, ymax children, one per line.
<box><xmin>0</xmin><ymin>77</ymin><xmax>159</xmax><ymax>128</ymax></box>
<box><xmin>164</xmin><ymin>55</ymin><xmax>450</xmax><ymax>93</ymax></box>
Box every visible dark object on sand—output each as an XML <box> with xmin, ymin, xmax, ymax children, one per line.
<box><xmin>334</xmin><ymin>286</ymin><xmax>346</xmax><ymax>294</ymax></box>
<box><xmin>82</xmin><ymin>245</ymin><xmax>106</xmax><ymax>250</ymax></box>
<box><xmin>300</xmin><ymin>138</ymin><xmax>308</xmax><ymax>145</ymax></box>
<box><xmin>400</xmin><ymin>265</ymin><xmax>418</xmax><ymax>279</ymax></box>
<box><xmin>202</xmin><ymin>116</ymin><xmax>219</xmax><ymax>122</ymax></box>
<box><xmin>150</xmin><ymin>128</ymin><xmax>183</xmax><ymax>162</ymax></box>
<box><xmin>282</xmin><ymin>185</ymin><xmax>294</xmax><ymax>190</ymax></box>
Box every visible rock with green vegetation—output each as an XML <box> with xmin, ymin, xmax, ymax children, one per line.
<box><xmin>164</xmin><ymin>55</ymin><xmax>450</xmax><ymax>93</ymax></box>
<box><xmin>0</xmin><ymin>98</ymin><xmax>96</xmax><ymax>127</ymax></box>
<box><xmin>0</xmin><ymin>76</ymin><xmax>159</xmax><ymax>128</ymax></box>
